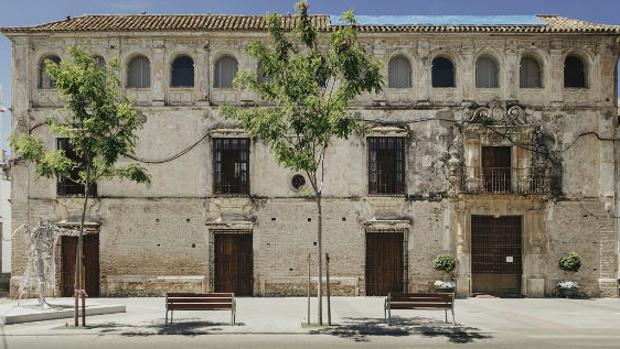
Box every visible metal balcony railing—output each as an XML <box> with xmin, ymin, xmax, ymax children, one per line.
<box><xmin>460</xmin><ymin>166</ymin><xmax>549</xmax><ymax>195</ymax></box>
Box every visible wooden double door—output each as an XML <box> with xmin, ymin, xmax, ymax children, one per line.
<box><xmin>365</xmin><ymin>231</ymin><xmax>404</xmax><ymax>296</ymax></box>
<box><xmin>471</xmin><ymin>216</ymin><xmax>522</xmax><ymax>296</ymax></box>
<box><xmin>214</xmin><ymin>232</ymin><xmax>253</xmax><ymax>296</ymax></box>
<box><xmin>61</xmin><ymin>234</ymin><xmax>100</xmax><ymax>297</ymax></box>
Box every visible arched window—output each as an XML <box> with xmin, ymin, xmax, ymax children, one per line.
<box><xmin>93</xmin><ymin>55</ymin><xmax>106</xmax><ymax>70</ymax></box>
<box><xmin>520</xmin><ymin>56</ymin><xmax>543</xmax><ymax>88</ymax></box>
<box><xmin>127</xmin><ymin>55</ymin><xmax>150</xmax><ymax>88</ymax></box>
<box><xmin>431</xmin><ymin>57</ymin><xmax>455</xmax><ymax>88</ymax></box>
<box><xmin>476</xmin><ymin>55</ymin><xmax>499</xmax><ymax>88</ymax></box>
<box><xmin>257</xmin><ymin>60</ymin><xmax>271</xmax><ymax>83</ymax></box>
<box><xmin>564</xmin><ymin>55</ymin><xmax>587</xmax><ymax>88</ymax></box>
<box><xmin>171</xmin><ymin>55</ymin><xmax>194</xmax><ymax>87</ymax></box>
<box><xmin>38</xmin><ymin>55</ymin><xmax>61</xmax><ymax>89</ymax></box>
<box><xmin>214</xmin><ymin>55</ymin><xmax>238</xmax><ymax>88</ymax></box>
<box><xmin>388</xmin><ymin>55</ymin><xmax>412</xmax><ymax>88</ymax></box>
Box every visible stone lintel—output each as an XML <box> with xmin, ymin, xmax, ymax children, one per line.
<box><xmin>209</xmin><ymin>128</ymin><xmax>249</xmax><ymax>138</ymax></box>
<box><xmin>362</xmin><ymin>218</ymin><xmax>411</xmax><ymax>231</ymax></box>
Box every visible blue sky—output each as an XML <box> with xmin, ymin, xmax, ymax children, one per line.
<box><xmin>1</xmin><ymin>0</ymin><xmax>619</xmax><ymax>151</ymax></box>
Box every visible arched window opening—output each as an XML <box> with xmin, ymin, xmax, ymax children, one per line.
<box><xmin>127</xmin><ymin>55</ymin><xmax>151</xmax><ymax>88</ymax></box>
<box><xmin>476</xmin><ymin>55</ymin><xmax>499</xmax><ymax>88</ymax></box>
<box><xmin>388</xmin><ymin>55</ymin><xmax>412</xmax><ymax>88</ymax></box>
<box><xmin>93</xmin><ymin>55</ymin><xmax>106</xmax><ymax>70</ymax></box>
<box><xmin>214</xmin><ymin>55</ymin><xmax>238</xmax><ymax>88</ymax></box>
<box><xmin>257</xmin><ymin>60</ymin><xmax>272</xmax><ymax>83</ymax></box>
<box><xmin>431</xmin><ymin>57</ymin><xmax>455</xmax><ymax>88</ymax></box>
<box><xmin>520</xmin><ymin>56</ymin><xmax>543</xmax><ymax>88</ymax></box>
<box><xmin>39</xmin><ymin>55</ymin><xmax>61</xmax><ymax>89</ymax></box>
<box><xmin>171</xmin><ymin>55</ymin><xmax>195</xmax><ymax>87</ymax></box>
<box><xmin>564</xmin><ymin>55</ymin><xmax>587</xmax><ymax>88</ymax></box>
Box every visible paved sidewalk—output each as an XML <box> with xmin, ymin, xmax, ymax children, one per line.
<box><xmin>0</xmin><ymin>297</ymin><xmax>619</xmax><ymax>346</ymax></box>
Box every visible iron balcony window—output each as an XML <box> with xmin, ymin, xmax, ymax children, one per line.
<box><xmin>213</xmin><ymin>138</ymin><xmax>250</xmax><ymax>196</ymax></box>
<box><xmin>481</xmin><ymin>146</ymin><xmax>511</xmax><ymax>193</ymax></box>
<box><xmin>56</xmin><ymin>138</ymin><xmax>97</xmax><ymax>197</ymax></box>
<box><xmin>368</xmin><ymin>137</ymin><xmax>406</xmax><ymax>195</ymax></box>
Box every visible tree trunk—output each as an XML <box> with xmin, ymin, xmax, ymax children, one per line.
<box><xmin>316</xmin><ymin>193</ymin><xmax>323</xmax><ymax>325</ymax></box>
<box><xmin>74</xmin><ymin>181</ymin><xmax>89</xmax><ymax>327</ymax></box>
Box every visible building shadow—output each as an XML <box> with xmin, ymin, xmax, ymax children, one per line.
<box><xmin>309</xmin><ymin>316</ymin><xmax>492</xmax><ymax>343</ymax></box>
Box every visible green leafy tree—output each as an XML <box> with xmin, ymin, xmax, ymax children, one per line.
<box><xmin>10</xmin><ymin>46</ymin><xmax>150</xmax><ymax>326</ymax></box>
<box><xmin>221</xmin><ymin>1</ymin><xmax>383</xmax><ymax>324</ymax></box>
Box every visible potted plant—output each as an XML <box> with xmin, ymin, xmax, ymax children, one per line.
<box><xmin>433</xmin><ymin>254</ymin><xmax>457</xmax><ymax>293</ymax></box>
<box><xmin>557</xmin><ymin>251</ymin><xmax>582</xmax><ymax>298</ymax></box>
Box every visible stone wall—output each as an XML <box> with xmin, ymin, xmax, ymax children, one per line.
<box><xmin>5</xmin><ymin>29</ymin><xmax>620</xmax><ymax>298</ymax></box>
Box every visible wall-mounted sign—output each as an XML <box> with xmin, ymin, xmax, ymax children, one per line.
<box><xmin>506</xmin><ymin>256</ymin><xmax>514</xmax><ymax>263</ymax></box>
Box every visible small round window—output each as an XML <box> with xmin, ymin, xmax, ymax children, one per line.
<box><xmin>291</xmin><ymin>174</ymin><xmax>306</xmax><ymax>190</ymax></box>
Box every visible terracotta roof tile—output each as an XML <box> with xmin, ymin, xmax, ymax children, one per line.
<box><xmin>1</xmin><ymin>14</ymin><xmax>618</xmax><ymax>34</ymax></box>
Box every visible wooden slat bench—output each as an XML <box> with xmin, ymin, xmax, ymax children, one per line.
<box><xmin>165</xmin><ymin>293</ymin><xmax>236</xmax><ymax>325</ymax></box>
<box><xmin>384</xmin><ymin>292</ymin><xmax>455</xmax><ymax>325</ymax></box>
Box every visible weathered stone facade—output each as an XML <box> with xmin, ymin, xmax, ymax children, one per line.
<box><xmin>3</xmin><ymin>15</ymin><xmax>620</xmax><ymax>298</ymax></box>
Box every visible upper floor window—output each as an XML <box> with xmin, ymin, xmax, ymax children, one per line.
<box><xmin>520</xmin><ymin>56</ymin><xmax>543</xmax><ymax>88</ymax></box>
<box><xmin>127</xmin><ymin>55</ymin><xmax>151</xmax><ymax>88</ymax></box>
<box><xmin>257</xmin><ymin>60</ymin><xmax>272</xmax><ymax>83</ymax></box>
<box><xmin>214</xmin><ymin>55</ymin><xmax>238</xmax><ymax>88</ymax></box>
<box><xmin>475</xmin><ymin>55</ymin><xmax>499</xmax><ymax>88</ymax></box>
<box><xmin>93</xmin><ymin>55</ymin><xmax>106</xmax><ymax>70</ymax></box>
<box><xmin>171</xmin><ymin>55</ymin><xmax>195</xmax><ymax>87</ymax></box>
<box><xmin>56</xmin><ymin>138</ymin><xmax>97</xmax><ymax>197</ymax></box>
<box><xmin>431</xmin><ymin>57</ymin><xmax>455</xmax><ymax>88</ymax></box>
<box><xmin>368</xmin><ymin>137</ymin><xmax>406</xmax><ymax>195</ymax></box>
<box><xmin>38</xmin><ymin>55</ymin><xmax>61</xmax><ymax>89</ymax></box>
<box><xmin>213</xmin><ymin>138</ymin><xmax>250</xmax><ymax>196</ymax></box>
<box><xmin>564</xmin><ymin>55</ymin><xmax>587</xmax><ymax>88</ymax></box>
<box><xmin>388</xmin><ymin>55</ymin><xmax>412</xmax><ymax>88</ymax></box>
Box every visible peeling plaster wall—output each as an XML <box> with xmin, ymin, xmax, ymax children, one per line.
<box><xmin>6</xmin><ymin>30</ymin><xmax>620</xmax><ymax>298</ymax></box>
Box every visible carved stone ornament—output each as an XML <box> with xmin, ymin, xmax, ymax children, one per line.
<box><xmin>468</xmin><ymin>100</ymin><xmax>527</xmax><ymax>125</ymax></box>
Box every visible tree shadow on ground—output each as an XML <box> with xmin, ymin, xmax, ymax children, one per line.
<box><xmin>309</xmin><ymin>316</ymin><xmax>492</xmax><ymax>343</ymax></box>
<box><xmin>90</xmin><ymin>318</ymin><xmax>244</xmax><ymax>337</ymax></box>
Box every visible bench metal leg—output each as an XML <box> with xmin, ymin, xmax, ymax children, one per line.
<box><xmin>170</xmin><ymin>310</ymin><xmax>173</xmax><ymax>324</ymax></box>
<box><xmin>445</xmin><ymin>309</ymin><xmax>448</xmax><ymax>323</ymax></box>
<box><xmin>387</xmin><ymin>307</ymin><xmax>391</xmax><ymax>326</ymax></box>
<box><xmin>165</xmin><ymin>309</ymin><xmax>168</xmax><ymax>326</ymax></box>
<box><xmin>231</xmin><ymin>298</ymin><xmax>236</xmax><ymax>325</ymax></box>
<box><xmin>451</xmin><ymin>307</ymin><xmax>456</xmax><ymax>324</ymax></box>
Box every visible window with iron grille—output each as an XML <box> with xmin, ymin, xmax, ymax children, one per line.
<box><xmin>368</xmin><ymin>137</ymin><xmax>406</xmax><ymax>195</ymax></box>
<box><xmin>56</xmin><ymin>138</ymin><xmax>97</xmax><ymax>197</ymax></box>
<box><xmin>213</xmin><ymin>138</ymin><xmax>250</xmax><ymax>196</ymax></box>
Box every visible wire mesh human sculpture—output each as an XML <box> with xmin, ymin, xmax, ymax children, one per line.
<box><xmin>17</xmin><ymin>217</ymin><xmax>79</xmax><ymax>307</ymax></box>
